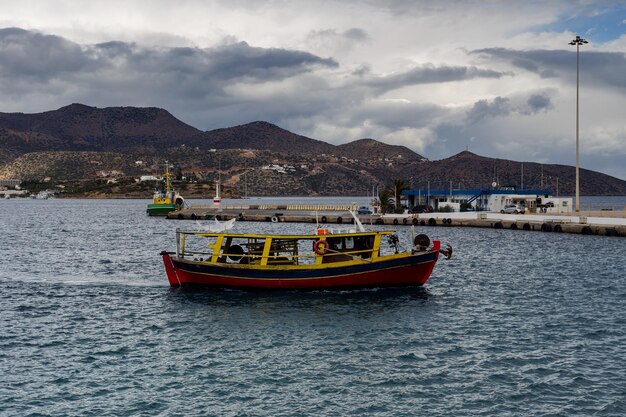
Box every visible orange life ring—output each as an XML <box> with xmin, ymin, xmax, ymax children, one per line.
<box><xmin>313</xmin><ymin>239</ymin><xmax>327</xmax><ymax>255</ymax></box>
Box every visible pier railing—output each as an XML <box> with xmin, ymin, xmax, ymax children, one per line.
<box><xmin>188</xmin><ymin>204</ymin><xmax>358</xmax><ymax>211</ymax></box>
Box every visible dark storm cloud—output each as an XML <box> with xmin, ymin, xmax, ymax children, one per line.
<box><xmin>0</xmin><ymin>27</ymin><xmax>94</xmax><ymax>78</ymax></box>
<box><xmin>466</xmin><ymin>96</ymin><xmax>511</xmax><ymax>125</ymax></box>
<box><xmin>472</xmin><ymin>48</ymin><xmax>626</xmax><ymax>89</ymax></box>
<box><xmin>526</xmin><ymin>93</ymin><xmax>552</xmax><ymax>113</ymax></box>
<box><xmin>200</xmin><ymin>41</ymin><xmax>338</xmax><ymax>80</ymax></box>
<box><xmin>0</xmin><ymin>28</ymin><xmax>338</xmax><ymax>88</ymax></box>
<box><xmin>465</xmin><ymin>92</ymin><xmax>553</xmax><ymax>124</ymax></box>
<box><xmin>365</xmin><ymin>64</ymin><xmax>509</xmax><ymax>92</ymax></box>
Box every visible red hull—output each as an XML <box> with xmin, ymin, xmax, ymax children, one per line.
<box><xmin>161</xmin><ymin>242</ymin><xmax>440</xmax><ymax>290</ymax></box>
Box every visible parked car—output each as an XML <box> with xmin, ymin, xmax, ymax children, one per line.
<box><xmin>357</xmin><ymin>206</ymin><xmax>372</xmax><ymax>215</ymax></box>
<box><xmin>409</xmin><ymin>205</ymin><xmax>434</xmax><ymax>214</ymax></box>
<box><xmin>500</xmin><ymin>204</ymin><xmax>525</xmax><ymax>214</ymax></box>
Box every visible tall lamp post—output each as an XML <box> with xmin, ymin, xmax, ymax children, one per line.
<box><xmin>569</xmin><ymin>35</ymin><xmax>588</xmax><ymax>212</ymax></box>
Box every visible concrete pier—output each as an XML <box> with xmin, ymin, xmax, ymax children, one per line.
<box><xmin>166</xmin><ymin>204</ymin><xmax>625</xmax><ymax>237</ymax></box>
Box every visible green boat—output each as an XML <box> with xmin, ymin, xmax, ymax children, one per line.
<box><xmin>147</xmin><ymin>166</ymin><xmax>184</xmax><ymax>216</ymax></box>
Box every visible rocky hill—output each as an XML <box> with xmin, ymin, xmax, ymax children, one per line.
<box><xmin>1</xmin><ymin>104</ymin><xmax>625</xmax><ymax>196</ymax></box>
<box><xmin>336</xmin><ymin>138</ymin><xmax>423</xmax><ymax>161</ymax></box>
<box><xmin>0</xmin><ymin>103</ymin><xmax>206</xmax><ymax>161</ymax></box>
<box><xmin>204</xmin><ymin>121</ymin><xmax>337</xmax><ymax>156</ymax></box>
<box><xmin>407</xmin><ymin>151</ymin><xmax>626</xmax><ymax>196</ymax></box>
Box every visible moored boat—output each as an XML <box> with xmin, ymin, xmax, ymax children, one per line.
<box><xmin>161</xmin><ymin>224</ymin><xmax>451</xmax><ymax>290</ymax></box>
<box><xmin>147</xmin><ymin>165</ymin><xmax>185</xmax><ymax>216</ymax></box>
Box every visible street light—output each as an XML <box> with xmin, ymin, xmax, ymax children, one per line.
<box><xmin>569</xmin><ymin>35</ymin><xmax>588</xmax><ymax>212</ymax></box>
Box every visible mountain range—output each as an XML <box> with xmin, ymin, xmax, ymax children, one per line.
<box><xmin>1</xmin><ymin>103</ymin><xmax>625</xmax><ymax>197</ymax></box>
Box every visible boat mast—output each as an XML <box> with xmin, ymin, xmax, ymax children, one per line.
<box><xmin>164</xmin><ymin>161</ymin><xmax>172</xmax><ymax>199</ymax></box>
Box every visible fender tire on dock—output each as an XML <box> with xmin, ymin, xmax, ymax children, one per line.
<box><xmin>523</xmin><ymin>223</ymin><xmax>531</xmax><ymax>231</ymax></box>
<box><xmin>178</xmin><ymin>213</ymin><xmax>184</xmax><ymax>220</ymax></box>
<box><xmin>403</xmin><ymin>218</ymin><xmax>408</xmax><ymax>225</ymax></box>
<box><xmin>541</xmin><ymin>223</ymin><xmax>552</xmax><ymax>232</ymax></box>
<box><xmin>393</xmin><ymin>218</ymin><xmax>399</xmax><ymax>225</ymax></box>
<box><xmin>510</xmin><ymin>223</ymin><xmax>518</xmax><ymax>230</ymax></box>
<box><xmin>321</xmin><ymin>216</ymin><xmax>327</xmax><ymax>223</ymax></box>
<box><xmin>581</xmin><ymin>226</ymin><xmax>593</xmax><ymax>235</ymax></box>
<box><xmin>428</xmin><ymin>218</ymin><xmax>436</xmax><ymax>226</ymax></box>
<box><xmin>336</xmin><ymin>216</ymin><xmax>343</xmax><ymax>224</ymax></box>
<box><xmin>412</xmin><ymin>218</ymin><xmax>418</xmax><ymax>226</ymax></box>
<box><xmin>553</xmin><ymin>224</ymin><xmax>562</xmax><ymax>233</ymax></box>
<box><xmin>271</xmin><ymin>216</ymin><xmax>279</xmax><ymax>223</ymax></box>
<box><xmin>190</xmin><ymin>213</ymin><xmax>197</xmax><ymax>220</ymax></box>
<box><xmin>494</xmin><ymin>221</ymin><xmax>503</xmax><ymax>229</ymax></box>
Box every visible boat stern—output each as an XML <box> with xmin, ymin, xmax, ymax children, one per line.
<box><xmin>160</xmin><ymin>251</ymin><xmax>181</xmax><ymax>287</ymax></box>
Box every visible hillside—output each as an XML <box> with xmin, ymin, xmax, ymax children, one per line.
<box><xmin>0</xmin><ymin>104</ymin><xmax>207</xmax><ymax>160</ymax></box>
<box><xmin>410</xmin><ymin>151</ymin><xmax>626</xmax><ymax>196</ymax></box>
<box><xmin>204</xmin><ymin>121</ymin><xmax>337</xmax><ymax>156</ymax></box>
<box><xmin>336</xmin><ymin>138</ymin><xmax>423</xmax><ymax>162</ymax></box>
<box><xmin>1</xmin><ymin>104</ymin><xmax>625</xmax><ymax>196</ymax></box>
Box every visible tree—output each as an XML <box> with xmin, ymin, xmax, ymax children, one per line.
<box><xmin>391</xmin><ymin>179</ymin><xmax>409</xmax><ymax>211</ymax></box>
<box><xmin>377</xmin><ymin>188</ymin><xmax>394</xmax><ymax>214</ymax></box>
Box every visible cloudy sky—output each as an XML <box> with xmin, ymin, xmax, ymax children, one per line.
<box><xmin>1</xmin><ymin>0</ymin><xmax>625</xmax><ymax>179</ymax></box>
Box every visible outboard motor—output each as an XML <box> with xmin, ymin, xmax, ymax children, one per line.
<box><xmin>387</xmin><ymin>234</ymin><xmax>400</xmax><ymax>254</ymax></box>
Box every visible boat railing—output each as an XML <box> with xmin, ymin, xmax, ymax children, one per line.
<box><xmin>177</xmin><ymin>244</ymin><xmax>375</xmax><ymax>265</ymax></box>
<box><xmin>175</xmin><ymin>230</ymin><xmax>381</xmax><ymax>265</ymax></box>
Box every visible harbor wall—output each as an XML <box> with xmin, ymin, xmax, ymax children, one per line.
<box><xmin>166</xmin><ymin>205</ymin><xmax>625</xmax><ymax>237</ymax></box>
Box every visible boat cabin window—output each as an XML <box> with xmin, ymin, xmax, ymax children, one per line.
<box><xmin>212</xmin><ymin>237</ymin><xmax>301</xmax><ymax>266</ymax></box>
<box><xmin>218</xmin><ymin>237</ymin><xmax>267</xmax><ymax>264</ymax></box>
<box><xmin>321</xmin><ymin>235</ymin><xmax>373</xmax><ymax>263</ymax></box>
<box><xmin>326</xmin><ymin>236</ymin><xmax>355</xmax><ymax>251</ymax></box>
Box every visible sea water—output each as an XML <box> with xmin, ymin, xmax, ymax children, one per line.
<box><xmin>1</xmin><ymin>198</ymin><xmax>625</xmax><ymax>416</ymax></box>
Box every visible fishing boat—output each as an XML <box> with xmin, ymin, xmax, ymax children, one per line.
<box><xmin>161</xmin><ymin>218</ymin><xmax>451</xmax><ymax>290</ymax></box>
<box><xmin>147</xmin><ymin>165</ymin><xmax>185</xmax><ymax>216</ymax></box>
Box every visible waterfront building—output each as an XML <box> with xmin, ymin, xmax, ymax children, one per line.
<box><xmin>403</xmin><ymin>187</ymin><xmax>572</xmax><ymax>214</ymax></box>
